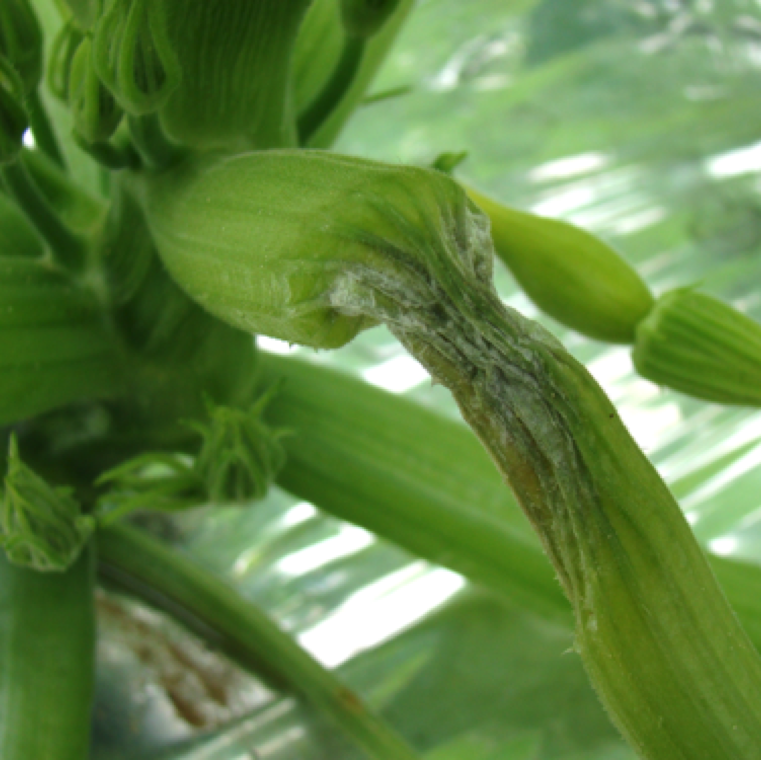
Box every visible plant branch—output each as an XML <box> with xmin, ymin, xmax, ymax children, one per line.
<box><xmin>97</xmin><ymin>523</ymin><xmax>421</xmax><ymax>760</ymax></box>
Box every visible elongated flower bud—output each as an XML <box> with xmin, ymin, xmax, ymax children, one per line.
<box><xmin>1</xmin><ymin>436</ymin><xmax>94</xmax><ymax>571</ymax></box>
<box><xmin>467</xmin><ymin>187</ymin><xmax>653</xmax><ymax>343</ymax></box>
<box><xmin>93</xmin><ymin>0</ymin><xmax>180</xmax><ymax>116</ymax></box>
<box><xmin>191</xmin><ymin>392</ymin><xmax>287</xmax><ymax>504</ymax></box>
<box><xmin>0</xmin><ymin>57</ymin><xmax>27</xmax><ymax>165</ymax></box>
<box><xmin>142</xmin><ymin>149</ymin><xmax>761</xmax><ymax>757</ymax></box>
<box><xmin>633</xmin><ymin>288</ymin><xmax>761</xmax><ymax>406</ymax></box>
<box><xmin>0</xmin><ymin>0</ymin><xmax>43</xmax><ymax>92</ymax></box>
<box><xmin>48</xmin><ymin>22</ymin><xmax>85</xmax><ymax>102</ymax></box>
<box><xmin>69</xmin><ymin>37</ymin><xmax>123</xmax><ymax>144</ymax></box>
<box><xmin>340</xmin><ymin>0</ymin><xmax>403</xmax><ymax>39</ymax></box>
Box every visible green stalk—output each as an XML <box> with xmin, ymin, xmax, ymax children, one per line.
<box><xmin>98</xmin><ymin>524</ymin><xmax>421</xmax><ymax>760</ymax></box>
<box><xmin>0</xmin><ymin>158</ymin><xmax>86</xmax><ymax>269</ymax></box>
<box><xmin>261</xmin><ymin>353</ymin><xmax>569</xmax><ymax>624</ymax></box>
<box><xmin>0</xmin><ymin>547</ymin><xmax>96</xmax><ymax>759</ymax></box>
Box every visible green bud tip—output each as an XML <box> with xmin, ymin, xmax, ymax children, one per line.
<box><xmin>0</xmin><ymin>56</ymin><xmax>28</xmax><ymax>165</ymax></box>
<box><xmin>1</xmin><ymin>435</ymin><xmax>94</xmax><ymax>572</ymax></box>
<box><xmin>0</xmin><ymin>0</ymin><xmax>43</xmax><ymax>92</ymax></box>
<box><xmin>69</xmin><ymin>36</ymin><xmax>124</xmax><ymax>144</ymax></box>
<box><xmin>93</xmin><ymin>0</ymin><xmax>180</xmax><ymax>116</ymax></box>
<box><xmin>340</xmin><ymin>0</ymin><xmax>403</xmax><ymax>39</ymax></box>
<box><xmin>190</xmin><ymin>388</ymin><xmax>289</xmax><ymax>505</ymax></box>
<box><xmin>466</xmin><ymin>187</ymin><xmax>654</xmax><ymax>344</ymax></box>
<box><xmin>632</xmin><ymin>287</ymin><xmax>761</xmax><ymax>406</ymax></box>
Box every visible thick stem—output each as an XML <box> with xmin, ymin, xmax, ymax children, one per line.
<box><xmin>98</xmin><ymin>524</ymin><xmax>421</xmax><ymax>760</ymax></box>
<box><xmin>325</xmin><ymin>198</ymin><xmax>761</xmax><ymax>759</ymax></box>
<box><xmin>0</xmin><ymin>547</ymin><xmax>96</xmax><ymax>760</ymax></box>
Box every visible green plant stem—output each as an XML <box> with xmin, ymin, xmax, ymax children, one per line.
<box><xmin>25</xmin><ymin>89</ymin><xmax>65</xmax><ymax>168</ymax></box>
<box><xmin>0</xmin><ymin>547</ymin><xmax>96</xmax><ymax>760</ymax></box>
<box><xmin>98</xmin><ymin>523</ymin><xmax>421</xmax><ymax>760</ymax></box>
<box><xmin>0</xmin><ymin>159</ymin><xmax>86</xmax><ymax>269</ymax></box>
<box><xmin>261</xmin><ymin>354</ymin><xmax>761</xmax><ymax>651</ymax></box>
<box><xmin>298</xmin><ymin>35</ymin><xmax>366</xmax><ymax>145</ymax></box>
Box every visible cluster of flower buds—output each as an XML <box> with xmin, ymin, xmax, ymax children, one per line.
<box><xmin>1</xmin><ymin>436</ymin><xmax>95</xmax><ymax>572</ymax></box>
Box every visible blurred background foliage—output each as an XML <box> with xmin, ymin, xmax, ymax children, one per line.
<box><xmin>91</xmin><ymin>1</ymin><xmax>761</xmax><ymax>758</ymax></box>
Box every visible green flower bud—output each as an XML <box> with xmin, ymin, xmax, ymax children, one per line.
<box><xmin>0</xmin><ymin>0</ymin><xmax>43</xmax><ymax>92</ymax></box>
<box><xmin>154</xmin><ymin>1</ymin><xmax>311</xmax><ymax>151</ymax></box>
<box><xmin>191</xmin><ymin>391</ymin><xmax>288</xmax><ymax>505</ymax></box>
<box><xmin>92</xmin><ymin>0</ymin><xmax>180</xmax><ymax>116</ymax></box>
<box><xmin>48</xmin><ymin>21</ymin><xmax>85</xmax><ymax>102</ymax></box>
<box><xmin>0</xmin><ymin>56</ymin><xmax>27</xmax><ymax>165</ymax></box>
<box><xmin>467</xmin><ymin>187</ymin><xmax>654</xmax><ymax>343</ymax></box>
<box><xmin>632</xmin><ymin>288</ymin><xmax>761</xmax><ymax>406</ymax></box>
<box><xmin>340</xmin><ymin>0</ymin><xmax>403</xmax><ymax>39</ymax></box>
<box><xmin>1</xmin><ymin>436</ymin><xmax>94</xmax><ymax>572</ymax></box>
<box><xmin>139</xmin><ymin>150</ymin><xmax>488</xmax><ymax>349</ymax></box>
<box><xmin>69</xmin><ymin>36</ymin><xmax>123</xmax><ymax>143</ymax></box>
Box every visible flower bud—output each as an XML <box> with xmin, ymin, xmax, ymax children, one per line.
<box><xmin>0</xmin><ymin>56</ymin><xmax>27</xmax><ymax>165</ymax></box>
<box><xmin>48</xmin><ymin>21</ymin><xmax>85</xmax><ymax>102</ymax></box>
<box><xmin>340</xmin><ymin>0</ymin><xmax>403</xmax><ymax>39</ymax></box>
<box><xmin>140</xmin><ymin>150</ymin><xmax>490</xmax><ymax>348</ymax></box>
<box><xmin>191</xmin><ymin>391</ymin><xmax>288</xmax><ymax>504</ymax></box>
<box><xmin>1</xmin><ymin>436</ymin><xmax>94</xmax><ymax>572</ymax></box>
<box><xmin>467</xmin><ymin>187</ymin><xmax>654</xmax><ymax>343</ymax></box>
<box><xmin>153</xmin><ymin>1</ymin><xmax>311</xmax><ymax>150</ymax></box>
<box><xmin>93</xmin><ymin>0</ymin><xmax>180</xmax><ymax>116</ymax></box>
<box><xmin>0</xmin><ymin>0</ymin><xmax>43</xmax><ymax>92</ymax></box>
<box><xmin>69</xmin><ymin>36</ymin><xmax>123</xmax><ymax>143</ymax></box>
<box><xmin>632</xmin><ymin>288</ymin><xmax>761</xmax><ymax>406</ymax></box>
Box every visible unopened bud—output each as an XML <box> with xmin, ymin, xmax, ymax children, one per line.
<box><xmin>632</xmin><ymin>288</ymin><xmax>761</xmax><ymax>406</ymax></box>
<box><xmin>93</xmin><ymin>0</ymin><xmax>180</xmax><ymax>116</ymax></box>
<box><xmin>191</xmin><ymin>391</ymin><xmax>288</xmax><ymax>504</ymax></box>
<box><xmin>467</xmin><ymin>187</ymin><xmax>654</xmax><ymax>343</ymax></box>
<box><xmin>69</xmin><ymin>36</ymin><xmax>123</xmax><ymax>143</ymax></box>
<box><xmin>48</xmin><ymin>21</ymin><xmax>85</xmax><ymax>101</ymax></box>
<box><xmin>1</xmin><ymin>436</ymin><xmax>94</xmax><ymax>572</ymax></box>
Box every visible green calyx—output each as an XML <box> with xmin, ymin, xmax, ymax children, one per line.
<box><xmin>92</xmin><ymin>0</ymin><xmax>180</xmax><ymax>117</ymax></box>
<box><xmin>0</xmin><ymin>436</ymin><xmax>94</xmax><ymax>572</ymax></box>
<box><xmin>466</xmin><ymin>187</ymin><xmax>654</xmax><ymax>343</ymax></box>
<box><xmin>0</xmin><ymin>0</ymin><xmax>43</xmax><ymax>93</ymax></box>
<box><xmin>191</xmin><ymin>390</ymin><xmax>288</xmax><ymax>505</ymax></box>
<box><xmin>97</xmin><ymin>392</ymin><xmax>287</xmax><ymax>520</ymax></box>
<box><xmin>632</xmin><ymin>288</ymin><xmax>761</xmax><ymax>406</ymax></box>
<box><xmin>340</xmin><ymin>0</ymin><xmax>403</xmax><ymax>39</ymax></box>
<box><xmin>0</xmin><ymin>57</ymin><xmax>27</xmax><ymax>165</ymax></box>
<box><xmin>69</xmin><ymin>36</ymin><xmax>123</xmax><ymax>144</ymax></box>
